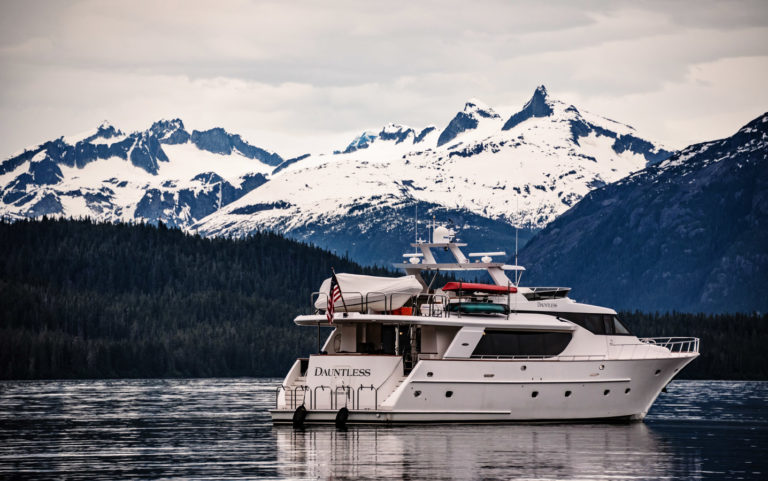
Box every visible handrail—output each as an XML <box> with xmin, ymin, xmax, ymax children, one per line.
<box><xmin>291</xmin><ymin>385</ymin><xmax>311</xmax><ymax>409</ymax></box>
<box><xmin>365</xmin><ymin>291</ymin><xmax>389</xmax><ymax>313</ymax></box>
<box><xmin>469</xmin><ymin>337</ymin><xmax>700</xmax><ymax>361</ymax></box>
<box><xmin>333</xmin><ymin>386</ymin><xmax>354</xmax><ymax>410</ymax></box>
<box><xmin>312</xmin><ymin>291</ymin><xmax>365</xmax><ymax>314</ymax></box>
<box><xmin>275</xmin><ymin>385</ymin><xmax>286</xmax><ymax>409</ymax></box>
<box><xmin>470</xmin><ymin>354</ymin><xmax>605</xmax><ymax>360</ymax></box>
<box><xmin>637</xmin><ymin>337</ymin><xmax>700</xmax><ymax>353</ymax></box>
<box><xmin>312</xmin><ymin>290</ymin><xmax>449</xmax><ymax>318</ymax></box>
<box><xmin>312</xmin><ymin>385</ymin><xmax>329</xmax><ymax>410</ymax></box>
<box><xmin>356</xmin><ymin>385</ymin><xmax>377</xmax><ymax>410</ymax></box>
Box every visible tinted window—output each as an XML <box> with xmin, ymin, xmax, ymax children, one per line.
<box><xmin>584</xmin><ymin>314</ymin><xmax>605</xmax><ymax>334</ymax></box>
<box><xmin>612</xmin><ymin>316</ymin><xmax>632</xmax><ymax>335</ymax></box>
<box><xmin>381</xmin><ymin>325</ymin><xmax>396</xmax><ymax>355</ymax></box>
<box><xmin>555</xmin><ymin>313</ymin><xmax>631</xmax><ymax>335</ymax></box>
<box><xmin>472</xmin><ymin>330</ymin><xmax>572</xmax><ymax>357</ymax></box>
<box><xmin>557</xmin><ymin>313</ymin><xmax>605</xmax><ymax>334</ymax></box>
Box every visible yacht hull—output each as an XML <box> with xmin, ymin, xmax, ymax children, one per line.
<box><xmin>270</xmin><ymin>355</ymin><xmax>697</xmax><ymax>424</ymax></box>
<box><xmin>270</xmin><ymin>409</ymin><xmax>636</xmax><ymax>424</ymax></box>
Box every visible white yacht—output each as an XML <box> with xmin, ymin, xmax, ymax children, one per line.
<box><xmin>271</xmin><ymin>225</ymin><xmax>699</xmax><ymax>425</ymax></box>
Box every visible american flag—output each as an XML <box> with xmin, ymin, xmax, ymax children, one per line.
<box><xmin>327</xmin><ymin>272</ymin><xmax>342</xmax><ymax>323</ymax></box>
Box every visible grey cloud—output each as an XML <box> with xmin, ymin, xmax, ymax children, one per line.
<box><xmin>0</xmin><ymin>0</ymin><xmax>766</xmax><ymax>158</ymax></box>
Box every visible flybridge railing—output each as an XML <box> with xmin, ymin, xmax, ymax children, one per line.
<box><xmin>311</xmin><ymin>291</ymin><xmax>450</xmax><ymax>318</ymax></box>
<box><xmin>311</xmin><ymin>290</ymin><xmax>532</xmax><ymax>319</ymax></box>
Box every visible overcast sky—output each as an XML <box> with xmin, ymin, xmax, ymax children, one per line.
<box><xmin>1</xmin><ymin>0</ymin><xmax>767</xmax><ymax>159</ymax></box>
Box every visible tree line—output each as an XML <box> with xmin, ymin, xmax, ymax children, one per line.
<box><xmin>0</xmin><ymin>217</ymin><xmax>764</xmax><ymax>380</ymax></box>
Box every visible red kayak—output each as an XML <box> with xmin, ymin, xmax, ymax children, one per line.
<box><xmin>441</xmin><ymin>282</ymin><xmax>517</xmax><ymax>294</ymax></box>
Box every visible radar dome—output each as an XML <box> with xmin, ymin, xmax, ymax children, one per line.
<box><xmin>433</xmin><ymin>225</ymin><xmax>455</xmax><ymax>243</ymax></box>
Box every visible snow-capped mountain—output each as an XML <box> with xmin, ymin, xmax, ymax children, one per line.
<box><xmin>520</xmin><ymin>112</ymin><xmax>768</xmax><ymax>313</ymax></box>
<box><xmin>193</xmin><ymin>86</ymin><xmax>671</xmax><ymax>263</ymax></box>
<box><xmin>0</xmin><ymin>119</ymin><xmax>280</xmax><ymax>226</ymax></box>
<box><xmin>0</xmin><ymin>86</ymin><xmax>672</xmax><ymax>265</ymax></box>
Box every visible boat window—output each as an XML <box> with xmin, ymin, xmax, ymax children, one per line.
<box><xmin>558</xmin><ymin>313</ymin><xmax>607</xmax><ymax>334</ymax></box>
<box><xmin>358</xmin><ymin>323</ymin><xmax>383</xmax><ymax>354</ymax></box>
<box><xmin>584</xmin><ymin>314</ymin><xmax>604</xmax><ymax>334</ymax></box>
<box><xmin>471</xmin><ymin>330</ymin><xmax>572</xmax><ymax>357</ymax></box>
<box><xmin>612</xmin><ymin>316</ymin><xmax>632</xmax><ymax>335</ymax></box>
<box><xmin>555</xmin><ymin>313</ymin><xmax>632</xmax><ymax>336</ymax></box>
<box><xmin>381</xmin><ymin>325</ymin><xmax>396</xmax><ymax>355</ymax></box>
<box><xmin>522</xmin><ymin>288</ymin><xmax>571</xmax><ymax>301</ymax></box>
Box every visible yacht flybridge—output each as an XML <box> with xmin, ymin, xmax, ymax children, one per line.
<box><xmin>271</xmin><ymin>225</ymin><xmax>699</xmax><ymax>425</ymax></box>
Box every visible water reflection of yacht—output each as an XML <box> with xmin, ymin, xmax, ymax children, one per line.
<box><xmin>274</xmin><ymin>423</ymin><xmax>677</xmax><ymax>480</ymax></box>
<box><xmin>271</xmin><ymin>224</ymin><xmax>699</xmax><ymax>424</ymax></box>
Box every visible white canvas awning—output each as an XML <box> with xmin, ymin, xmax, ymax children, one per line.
<box><xmin>314</xmin><ymin>273</ymin><xmax>423</xmax><ymax>312</ymax></box>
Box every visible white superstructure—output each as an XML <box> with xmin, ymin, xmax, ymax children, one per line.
<box><xmin>271</xmin><ymin>225</ymin><xmax>699</xmax><ymax>425</ymax></box>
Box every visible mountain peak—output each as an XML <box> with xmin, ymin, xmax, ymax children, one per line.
<box><xmin>735</xmin><ymin>111</ymin><xmax>768</xmax><ymax>136</ymax></box>
<box><xmin>94</xmin><ymin>120</ymin><xmax>121</xmax><ymax>139</ymax></box>
<box><xmin>342</xmin><ymin>130</ymin><xmax>378</xmax><ymax>154</ymax></box>
<box><xmin>502</xmin><ymin>85</ymin><xmax>554</xmax><ymax>131</ymax></box>
<box><xmin>462</xmin><ymin>98</ymin><xmax>500</xmax><ymax>119</ymax></box>
<box><xmin>151</xmin><ymin>118</ymin><xmax>190</xmax><ymax>145</ymax></box>
<box><xmin>436</xmin><ymin>99</ymin><xmax>501</xmax><ymax>146</ymax></box>
<box><xmin>379</xmin><ymin>123</ymin><xmax>415</xmax><ymax>144</ymax></box>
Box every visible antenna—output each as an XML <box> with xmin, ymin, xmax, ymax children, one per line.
<box><xmin>414</xmin><ymin>203</ymin><xmax>419</xmax><ymax>252</ymax></box>
<box><xmin>432</xmin><ymin>215</ymin><xmax>435</xmax><ymax>244</ymax></box>
<box><xmin>515</xmin><ymin>197</ymin><xmax>520</xmax><ymax>284</ymax></box>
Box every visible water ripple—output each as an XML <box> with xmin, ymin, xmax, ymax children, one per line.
<box><xmin>0</xmin><ymin>379</ymin><xmax>765</xmax><ymax>480</ymax></box>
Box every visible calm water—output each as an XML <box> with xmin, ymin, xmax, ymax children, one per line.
<box><xmin>0</xmin><ymin>379</ymin><xmax>766</xmax><ymax>480</ymax></box>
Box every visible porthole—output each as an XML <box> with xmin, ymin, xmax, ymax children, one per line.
<box><xmin>564</xmin><ymin>390</ymin><xmax>572</xmax><ymax>397</ymax></box>
<box><xmin>520</xmin><ymin>365</ymin><xmax>527</xmax><ymax>371</ymax></box>
<box><xmin>427</xmin><ymin>372</ymin><xmax>433</xmax><ymax>377</ymax></box>
<box><xmin>445</xmin><ymin>391</ymin><xmax>453</xmax><ymax>398</ymax></box>
<box><xmin>625</xmin><ymin>388</ymin><xmax>631</xmax><ymax>394</ymax></box>
<box><xmin>599</xmin><ymin>364</ymin><xmax>605</xmax><ymax>370</ymax></box>
<box><xmin>414</xmin><ymin>390</ymin><xmax>422</xmax><ymax>397</ymax></box>
<box><xmin>531</xmin><ymin>391</ymin><xmax>539</xmax><ymax>398</ymax></box>
<box><xmin>654</xmin><ymin>369</ymin><xmax>662</xmax><ymax>376</ymax></box>
<box><xmin>603</xmin><ymin>389</ymin><xmax>610</xmax><ymax>396</ymax></box>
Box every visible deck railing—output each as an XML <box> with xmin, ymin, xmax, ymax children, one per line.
<box><xmin>311</xmin><ymin>290</ymin><xmax>531</xmax><ymax>319</ymax></box>
<box><xmin>470</xmin><ymin>337</ymin><xmax>700</xmax><ymax>361</ymax></box>
<box><xmin>608</xmin><ymin>336</ymin><xmax>700</xmax><ymax>359</ymax></box>
<box><xmin>312</xmin><ymin>291</ymin><xmax>450</xmax><ymax>318</ymax></box>
<box><xmin>637</xmin><ymin>337</ymin><xmax>700</xmax><ymax>354</ymax></box>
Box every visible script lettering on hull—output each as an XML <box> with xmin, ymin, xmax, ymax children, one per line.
<box><xmin>314</xmin><ymin>367</ymin><xmax>371</xmax><ymax>377</ymax></box>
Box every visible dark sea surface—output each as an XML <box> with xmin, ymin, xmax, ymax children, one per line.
<box><xmin>0</xmin><ymin>379</ymin><xmax>765</xmax><ymax>480</ymax></box>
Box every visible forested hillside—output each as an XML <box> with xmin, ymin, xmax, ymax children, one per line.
<box><xmin>0</xmin><ymin>217</ymin><xmax>389</xmax><ymax>379</ymax></box>
<box><xmin>618</xmin><ymin>311</ymin><xmax>767</xmax><ymax>380</ymax></box>
<box><xmin>0</xmin><ymin>218</ymin><xmax>765</xmax><ymax>380</ymax></box>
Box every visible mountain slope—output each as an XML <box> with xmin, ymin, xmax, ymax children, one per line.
<box><xmin>519</xmin><ymin>112</ymin><xmax>768</xmax><ymax>313</ymax></box>
<box><xmin>0</xmin><ymin>119</ymin><xmax>280</xmax><ymax>227</ymax></box>
<box><xmin>1</xmin><ymin>86</ymin><xmax>671</xmax><ymax>266</ymax></box>
<box><xmin>194</xmin><ymin>86</ymin><xmax>671</xmax><ymax>260</ymax></box>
